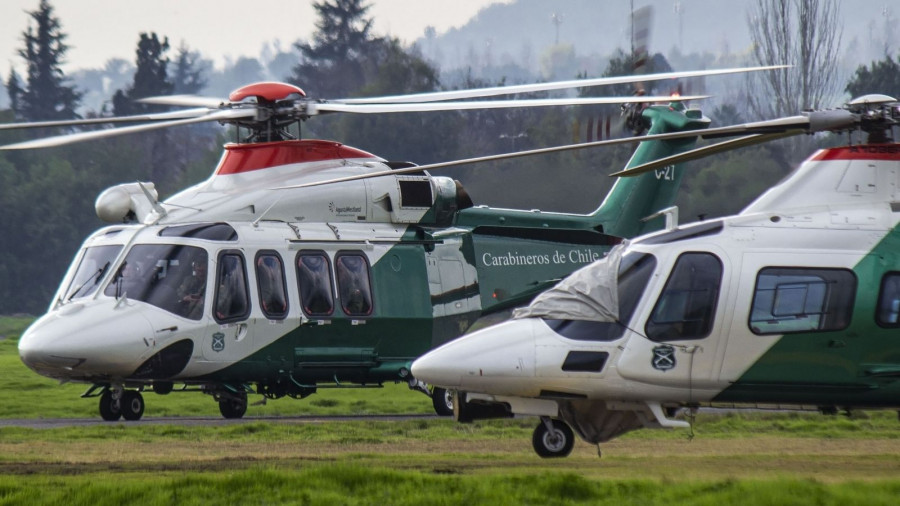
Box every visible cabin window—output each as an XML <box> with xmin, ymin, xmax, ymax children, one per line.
<box><xmin>749</xmin><ymin>267</ymin><xmax>856</xmax><ymax>335</ymax></box>
<box><xmin>214</xmin><ymin>252</ymin><xmax>250</xmax><ymax>323</ymax></box>
<box><xmin>335</xmin><ymin>252</ymin><xmax>374</xmax><ymax>316</ymax></box>
<box><xmin>875</xmin><ymin>272</ymin><xmax>900</xmax><ymax>327</ymax></box>
<box><xmin>105</xmin><ymin>244</ymin><xmax>208</xmax><ymax>320</ymax></box>
<box><xmin>543</xmin><ymin>251</ymin><xmax>657</xmax><ymax>341</ymax></box>
<box><xmin>296</xmin><ymin>251</ymin><xmax>334</xmax><ymax>317</ymax></box>
<box><xmin>66</xmin><ymin>244</ymin><xmax>123</xmax><ymax>301</ymax></box>
<box><xmin>255</xmin><ymin>251</ymin><xmax>288</xmax><ymax>319</ymax></box>
<box><xmin>646</xmin><ymin>252</ymin><xmax>722</xmax><ymax>341</ymax></box>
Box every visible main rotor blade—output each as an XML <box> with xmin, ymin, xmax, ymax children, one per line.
<box><xmin>138</xmin><ymin>95</ymin><xmax>230</xmax><ymax>108</ymax></box>
<box><xmin>0</xmin><ymin>109</ymin><xmax>254</xmax><ymax>150</ymax></box>
<box><xmin>275</xmin><ymin>129</ymin><xmax>715</xmax><ymax>191</ymax></box>
<box><xmin>677</xmin><ymin>109</ymin><xmax>857</xmax><ymax>140</ymax></box>
<box><xmin>312</xmin><ymin>95</ymin><xmax>709</xmax><ymax>115</ymax></box>
<box><xmin>333</xmin><ymin>65</ymin><xmax>788</xmax><ymax>104</ymax></box>
<box><xmin>609</xmin><ymin>131</ymin><xmax>801</xmax><ymax>177</ymax></box>
<box><xmin>0</xmin><ymin>108</ymin><xmax>213</xmax><ymax>131</ymax></box>
<box><xmin>276</xmin><ymin>106</ymin><xmax>850</xmax><ymax>190</ymax></box>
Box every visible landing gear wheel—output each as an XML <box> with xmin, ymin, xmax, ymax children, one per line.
<box><xmin>532</xmin><ymin>419</ymin><xmax>574</xmax><ymax>458</ymax></box>
<box><xmin>121</xmin><ymin>391</ymin><xmax>145</xmax><ymax>421</ymax></box>
<box><xmin>432</xmin><ymin>387</ymin><xmax>454</xmax><ymax>417</ymax></box>
<box><xmin>218</xmin><ymin>391</ymin><xmax>248</xmax><ymax>419</ymax></box>
<box><xmin>98</xmin><ymin>390</ymin><xmax>122</xmax><ymax>421</ymax></box>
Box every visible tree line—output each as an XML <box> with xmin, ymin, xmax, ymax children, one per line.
<box><xmin>0</xmin><ymin>0</ymin><xmax>898</xmax><ymax>314</ymax></box>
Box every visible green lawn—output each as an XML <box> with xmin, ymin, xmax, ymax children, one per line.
<box><xmin>2</xmin><ymin>316</ymin><xmax>900</xmax><ymax>505</ymax></box>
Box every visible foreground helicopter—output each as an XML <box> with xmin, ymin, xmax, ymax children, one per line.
<box><xmin>5</xmin><ymin>66</ymin><xmax>779</xmax><ymax>421</ymax></box>
<box><xmin>412</xmin><ymin>93</ymin><xmax>900</xmax><ymax>457</ymax></box>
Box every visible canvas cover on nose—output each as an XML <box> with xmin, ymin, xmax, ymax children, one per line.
<box><xmin>512</xmin><ymin>242</ymin><xmax>626</xmax><ymax>322</ymax></box>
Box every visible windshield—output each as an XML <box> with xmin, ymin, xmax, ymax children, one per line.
<box><xmin>64</xmin><ymin>245</ymin><xmax>123</xmax><ymax>301</ymax></box>
<box><xmin>104</xmin><ymin>244</ymin><xmax>208</xmax><ymax>320</ymax></box>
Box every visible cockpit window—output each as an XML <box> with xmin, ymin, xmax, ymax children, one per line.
<box><xmin>65</xmin><ymin>245</ymin><xmax>123</xmax><ymax>301</ymax></box>
<box><xmin>104</xmin><ymin>244</ymin><xmax>208</xmax><ymax>320</ymax></box>
<box><xmin>544</xmin><ymin>251</ymin><xmax>657</xmax><ymax>341</ymax></box>
<box><xmin>646</xmin><ymin>252</ymin><xmax>723</xmax><ymax>341</ymax></box>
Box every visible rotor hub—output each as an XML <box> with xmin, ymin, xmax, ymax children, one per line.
<box><xmin>228</xmin><ymin>82</ymin><xmax>306</xmax><ymax>103</ymax></box>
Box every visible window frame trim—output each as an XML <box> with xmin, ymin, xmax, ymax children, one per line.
<box><xmin>334</xmin><ymin>250</ymin><xmax>375</xmax><ymax>317</ymax></box>
<box><xmin>644</xmin><ymin>251</ymin><xmax>724</xmax><ymax>342</ymax></box>
<box><xmin>213</xmin><ymin>249</ymin><xmax>251</xmax><ymax>324</ymax></box>
<box><xmin>747</xmin><ymin>265</ymin><xmax>857</xmax><ymax>336</ymax></box>
<box><xmin>295</xmin><ymin>249</ymin><xmax>336</xmax><ymax>318</ymax></box>
<box><xmin>875</xmin><ymin>270</ymin><xmax>900</xmax><ymax>329</ymax></box>
<box><xmin>254</xmin><ymin>250</ymin><xmax>289</xmax><ymax>320</ymax></box>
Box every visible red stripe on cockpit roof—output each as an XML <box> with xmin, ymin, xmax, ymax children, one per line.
<box><xmin>214</xmin><ymin>140</ymin><xmax>379</xmax><ymax>175</ymax></box>
<box><xmin>811</xmin><ymin>144</ymin><xmax>900</xmax><ymax>161</ymax></box>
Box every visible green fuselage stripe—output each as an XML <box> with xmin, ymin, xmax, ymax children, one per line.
<box><xmin>715</xmin><ymin>224</ymin><xmax>900</xmax><ymax>407</ymax></box>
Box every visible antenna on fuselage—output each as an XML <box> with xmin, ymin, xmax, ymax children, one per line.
<box><xmin>138</xmin><ymin>182</ymin><xmax>167</xmax><ymax>220</ymax></box>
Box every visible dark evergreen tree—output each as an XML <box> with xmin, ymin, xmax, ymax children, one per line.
<box><xmin>572</xmin><ymin>49</ymin><xmax>674</xmax><ymax>142</ymax></box>
<box><xmin>222</xmin><ymin>57</ymin><xmax>265</xmax><ymax>89</ymax></box>
<box><xmin>16</xmin><ymin>0</ymin><xmax>81</xmax><ymax>121</ymax></box>
<box><xmin>171</xmin><ymin>43</ymin><xmax>209</xmax><ymax>95</ymax></box>
<box><xmin>845</xmin><ymin>53</ymin><xmax>900</xmax><ymax>99</ymax></box>
<box><xmin>5</xmin><ymin>70</ymin><xmax>24</xmax><ymax>118</ymax></box>
<box><xmin>110</xmin><ymin>33</ymin><xmax>180</xmax><ymax>185</ymax></box>
<box><xmin>112</xmin><ymin>33</ymin><xmax>173</xmax><ymax>116</ymax></box>
<box><xmin>289</xmin><ymin>0</ymin><xmax>375</xmax><ymax>98</ymax></box>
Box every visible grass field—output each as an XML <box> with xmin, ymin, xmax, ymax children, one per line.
<box><xmin>2</xmin><ymin>316</ymin><xmax>900</xmax><ymax>505</ymax></box>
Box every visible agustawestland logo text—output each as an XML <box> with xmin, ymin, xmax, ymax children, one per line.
<box><xmin>329</xmin><ymin>202</ymin><xmax>362</xmax><ymax>215</ymax></box>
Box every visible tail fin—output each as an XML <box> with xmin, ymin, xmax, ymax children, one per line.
<box><xmin>592</xmin><ymin>103</ymin><xmax>710</xmax><ymax>238</ymax></box>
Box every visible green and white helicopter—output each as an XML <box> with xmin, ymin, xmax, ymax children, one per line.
<box><xmin>412</xmin><ymin>94</ymin><xmax>900</xmax><ymax>457</ymax></box>
<box><xmin>4</xmin><ymin>66</ymin><xmax>777</xmax><ymax>421</ymax></box>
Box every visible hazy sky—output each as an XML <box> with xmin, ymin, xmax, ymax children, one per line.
<box><xmin>1</xmin><ymin>0</ymin><xmax>510</xmax><ymax>74</ymax></box>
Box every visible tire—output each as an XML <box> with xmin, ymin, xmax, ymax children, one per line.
<box><xmin>432</xmin><ymin>387</ymin><xmax>454</xmax><ymax>417</ymax></box>
<box><xmin>152</xmin><ymin>382</ymin><xmax>174</xmax><ymax>395</ymax></box>
<box><xmin>98</xmin><ymin>390</ymin><xmax>122</xmax><ymax>421</ymax></box>
<box><xmin>218</xmin><ymin>391</ymin><xmax>248</xmax><ymax>419</ymax></box>
<box><xmin>121</xmin><ymin>391</ymin><xmax>145</xmax><ymax>421</ymax></box>
<box><xmin>532</xmin><ymin>419</ymin><xmax>575</xmax><ymax>458</ymax></box>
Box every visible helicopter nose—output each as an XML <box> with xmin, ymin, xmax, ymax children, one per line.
<box><xmin>412</xmin><ymin>318</ymin><xmax>538</xmax><ymax>395</ymax></box>
<box><xmin>19</xmin><ymin>304</ymin><xmax>154</xmax><ymax>380</ymax></box>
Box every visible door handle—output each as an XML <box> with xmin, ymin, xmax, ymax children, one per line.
<box><xmin>234</xmin><ymin>323</ymin><xmax>248</xmax><ymax>342</ymax></box>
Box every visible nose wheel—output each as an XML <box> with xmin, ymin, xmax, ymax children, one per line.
<box><xmin>98</xmin><ymin>389</ymin><xmax>145</xmax><ymax>421</ymax></box>
<box><xmin>98</xmin><ymin>390</ymin><xmax>121</xmax><ymax>421</ymax></box>
<box><xmin>431</xmin><ymin>387</ymin><xmax>454</xmax><ymax>416</ymax></box>
<box><xmin>218</xmin><ymin>390</ymin><xmax>248</xmax><ymax>419</ymax></box>
<box><xmin>121</xmin><ymin>391</ymin><xmax>145</xmax><ymax>420</ymax></box>
<box><xmin>532</xmin><ymin>417</ymin><xmax>574</xmax><ymax>458</ymax></box>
